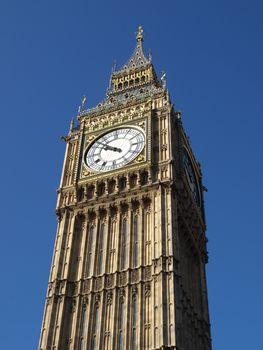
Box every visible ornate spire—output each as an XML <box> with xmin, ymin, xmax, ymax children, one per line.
<box><xmin>122</xmin><ymin>25</ymin><xmax>149</xmax><ymax>70</ymax></box>
<box><xmin>103</xmin><ymin>26</ymin><xmax>161</xmax><ymax>100</ymax></box>
<box><xmin>79</xmin><ymin>27</ymin><xmax>164</xmax><ymax>116</ymax></box>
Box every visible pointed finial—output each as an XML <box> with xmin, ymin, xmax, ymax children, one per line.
<box><xmin>78</xmin><ymin>95</ymin><xmax>87</xmax><ymax>114</ymax></box>
<box><xmin>136</xmin><ymin>26</ymin><xmax>144</xmax><ymax>42</ymax></box>
<box><xmin>148</xmin><ymin>48</ymin><xmax>152</xmax><ymax>62</ymax></box>
<box><xmin>112</xmin><ymin>59</ymin><xmax>117</xmax><ymax>73</ymax></box>
<box><xmin>161</xmin><ymin>71</ymin><xmax>167</xmax><ymax>89</ymax></box>
<box><xmin>69</xmin><ymin>117</ymin><xmax>75</xmax><ymax>132</ymax></box>
<box><xmin>108</xmin><ymin>61</ymin><xmax>116</xmax><ymax>90</ymax></box>
<box><xmin>81</xmin><ymin>95</ymin><xmax>87</xmax><ymax>110</ymax></box>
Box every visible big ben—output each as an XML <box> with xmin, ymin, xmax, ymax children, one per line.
<box><xmin>39</xmin><ymin>27</ymin><xmax>212</xmax><ymax>350</ymax></box>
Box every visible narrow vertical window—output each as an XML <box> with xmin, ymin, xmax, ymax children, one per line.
<box><xmin>87</xmin><ymin>225</ymin><xmax>94</xmax><ymax>277</ymax></box>
<box><xmin>98</xmin><ymin>223</ymin><xmax>105</xmax><ymax>274</ymax></box>
<box><xmin>105</xmin><ymin>297</ymin><xmax>112</xmax><ymax>348</ymax></box>
<box><xmin>118</xmin><ymin>302</ymin><xmax>124</xmax><ymax>350</ymax></box>
<box><xmin>79</xmin><ymin>306</ymin><xmax>87</xmax><ymax>350</ymax></box>
<box><xmin>92</xmin><ymin>304</ymin><xmax>99</xmax><ymax>350</ymax></box>
<box><xmin>109</xmin><ymin>220</ymin><xmax>116</xmax><ymax>273</ymax></box>
<box><xmin>121</xmin><ymin>218</ymin><xmax>127</xmax><ymax>270</ymax></box>
<box><xmin>132</xmin><ymin>299</ymin><xmax>137</xmax><ymax>350</ymax></box>
<box><xmin>144</xmin><ymin>294</ymin><xmax>150</xmax><ymax>348</ymax></box>
<box><xmin>145</xmin><ymin>212</ymin><xmax>151</xmax><ymax>265</ymax></box>
<box><xmin>134</xmin><ymin>216</ymin><xmax>139</xmax><ymax>267</ymax></box>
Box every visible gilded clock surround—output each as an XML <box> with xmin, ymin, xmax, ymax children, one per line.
<box><xmin>39</xmin><ymin>27</ymin><xmax>212</xmax><ymax>350</ymax></box>
<box><xmin>81</xmin><ymin>116</ymin><xmax>150</xmax><ymax>179</ymax></box>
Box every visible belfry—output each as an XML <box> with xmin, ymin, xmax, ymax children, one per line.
<box><xmin>39</xmin><ymin>27</ymin><xmax>212</xmax><ymax>350</ymax></box>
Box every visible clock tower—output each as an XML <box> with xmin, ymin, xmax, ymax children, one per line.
<box><xmin>39</xmin><ymin>27</ymin><xmax>212</xmax><ymax>350</ymax></box>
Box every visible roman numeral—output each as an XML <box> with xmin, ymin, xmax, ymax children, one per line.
<box><xmin>124</xmin><ymin>129</ymin><xmax>130</xmax><ymax>137</ymax></box>
<box><xmin>130</xmin><ymin>133</ymin><xmax>140</xmax><ymax>140</ymax></box>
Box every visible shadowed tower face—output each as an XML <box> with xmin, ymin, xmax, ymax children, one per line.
<box><xmin>38</xmin><ymin>26</ymin><xmax>212</xmax><ymax>350</ymax></box>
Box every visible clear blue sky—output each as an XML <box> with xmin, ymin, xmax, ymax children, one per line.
<box><xmin>0</xmin><ymin>1</ymin><xmax>262</xmax><ymax>349</ymax></box>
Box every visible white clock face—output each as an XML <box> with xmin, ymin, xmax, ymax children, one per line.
<box><xmin>85</xmin><ymin>127</ymin><xmax>145</xmax><ymax>172</ymax></box>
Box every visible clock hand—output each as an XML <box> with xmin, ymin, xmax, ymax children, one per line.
<box><xmin>96</xmin><ymin>141</ymin><xmax>122</xmax><ymax>153</ymax></box>
<box><xmin>96</xmin><ymin>141</ymin><xmax>108</xmax><ymax>147</ymax></box>
<box><xmin>104</xmin><ymin>145</ymin><xmax>122</xmax><ymax>153</ymax></box>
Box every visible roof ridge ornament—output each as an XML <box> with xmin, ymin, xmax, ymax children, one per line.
<box><xmin>136</xmin><ymin>25</ymin><xmax>144</xmax><ymax>42</ymax></box>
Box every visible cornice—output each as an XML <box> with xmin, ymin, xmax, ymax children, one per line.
<box><xmin>78</xmin><ymin>87</ymin><xmax>164</xmax><ymax>120</ymax></box>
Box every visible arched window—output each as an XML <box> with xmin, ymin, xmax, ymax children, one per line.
<box><xmin>77</xmin><ymin>187</ymin><xmax>84</xmax><ymax>201</ymax></box>
<box><xmin>98</xmin><ymin>223</ymin><xmax>105</xmax><ymax>274</ymax></box>
<box><xmin>87</xmin><ymin>185</ymin><xmax>95</xmax><ymax>199</ymax></box>
<box><xmin>108</xmin><ymin>179</ymin><xmax>116</xmax><ymax>194</ymax></box>
<box><xmin>79</xmin><ymin>306</ymin><xmax>87</xmax><ymax>350</ymax></box>
<box><xmin>134</xmin><ymin>216</ymin><xmax>139</xmax><ymax>267</ymax></box>
<box><xmin>91</xmin><ymin>304</ymin><xmax>99</xmax><ymax>350</ymax></box>
<box><xmin>132</xmin><ymin>299</ymin><xmax>137</xmax><ymax>350</ymax></box>
<box><xmin>118</xmin><ymin>301</ymin><xmax>124</xmax><ymax>350</ymax></box>
<box><xmin>87</xmin><ymin>225</ymin><xmax>94</xmax><ymax>277</ymax></box>
<box><xmin>98</xmin><ymin>182</ymin><xmax>105</xmax><ymax>196</ymax></box>
<box><xmin>129</xmin><ymin>174</ymin><xmax>137</xmax><ymax>188</ymax></box>
<box><xmin>121</xmin><ymin>218</ymin><xmax>127</xmax><ymax>270</ymax></box>
<box><xmin>140</xmin><ymin>171</ymin><xmax>148</xmax><ymax>185</ymax></box>
<box><xmin>119</xmin><ymin>177</ymin><xmax>127</xmax><ymax>191</ymax></box>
